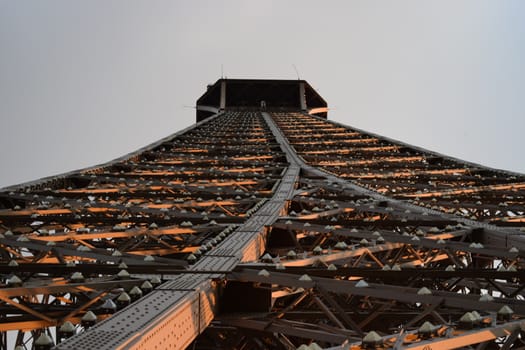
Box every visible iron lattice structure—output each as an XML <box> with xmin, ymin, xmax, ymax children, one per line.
<box><xmin>0</xmin><ymin>79</ymin><xmax>524</xmax><ymax>350</ymax></box>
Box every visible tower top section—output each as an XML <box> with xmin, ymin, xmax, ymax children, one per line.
<box><xmin>196</xmin><ymin>78</ymin><xmax>328</xmax><ymax>122</ymax></box>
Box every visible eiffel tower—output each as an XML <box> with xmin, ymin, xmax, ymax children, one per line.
<box><xmin>1</xmin><ymin>78</ymin><xmax>524</xmax><ymax>350</ymax></box>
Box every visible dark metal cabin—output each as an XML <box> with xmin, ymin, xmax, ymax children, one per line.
<box><xmin>196</xmin><ymin>78</ymin><xmax>328</xmax><ymax>122</ymax></box>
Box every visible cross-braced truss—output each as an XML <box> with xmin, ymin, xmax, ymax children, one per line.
<box><xmin>0</xmin><ymin>109</ymin><xmax>524</xmax><ymax>350</ymax></box>
<box><xmin>0</xmin><ymin>112</ymin><xmax>287</xmax><ymax>349</ymax></box>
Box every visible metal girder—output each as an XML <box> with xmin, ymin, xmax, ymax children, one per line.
<box><xmin>48</xmin><ymin>112</ymin><xmax>302</xmax><ymax>349</ymax></box>
<box><xmin>230</xmin><ymin>269</ymin><xmax>525</xmax><ymax>314</ymax></box>
<box><xmin>272</xmin><ymin>112</ymin><xmax>525</xmax><ymax>228</ymax></box>
<box><xmin>192</xmin><ymin>111</ymin><xmax>525</xmax><ymax>350</ymax></box>
<box><xmin>0</xmin><ymin>111</ymin><xmax>295</xmax><ymax>349</ymax></box>
<box><xmin>1</xmin><ymin>87</ymin><xmax>524</xmax><ymax>350</ymax></box>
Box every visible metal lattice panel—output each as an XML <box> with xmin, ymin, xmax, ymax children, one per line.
<box><xmin>271</xmin><ymin>112</ymin><xmax>525</xmax><ymax>226</ymax></box>
<box><xmin>191</xmin><ymin>111</ymin><xmax>525</xmax><ymax>350</ymax></box>
<box><xmin>1</xmin><ymin>79</ymin><xmax>524</xmax><ymax>350</ymax></box>
<box><xmin>0</xmin><ymin>111</ymin><xmax>291</xmax><ymax>349</ymax></box>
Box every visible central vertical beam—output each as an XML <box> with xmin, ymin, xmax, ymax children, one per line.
<box><xmin>219</xmin><ymin>80</ymin><xmax>226</xmax><ymax>110</ymax></box>
<box><xmin>299</xmin><ymin>82</ymin><xmax>307</xmax><ymax>111</ymax></box>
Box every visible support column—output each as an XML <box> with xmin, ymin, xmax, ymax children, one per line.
<box><xmin>219</xmin><ymin>80</ymin><xmax>226</xmax><ymax>110</ymax></box>
<box><xmin>299</xmin><ymin>82</ymin><xmax>307</xmax><ymax>111</ymax></box>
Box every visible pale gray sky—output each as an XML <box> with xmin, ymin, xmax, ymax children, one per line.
<box><xmin>1</xmin><ymin>1</ymin><xmax>524</xmax><ymax>188</ymax></box>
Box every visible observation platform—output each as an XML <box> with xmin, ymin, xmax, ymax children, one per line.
<box><xmin>196</xmin><ymin>78</ymin><xmax>328</xmax><ymax>122</ymax></box>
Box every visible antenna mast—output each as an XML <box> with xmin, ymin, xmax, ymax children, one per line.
<box><xmin>292</xmin><ymin>64</ymin><xmax>300</xmax><ymax>80</ymax></box>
